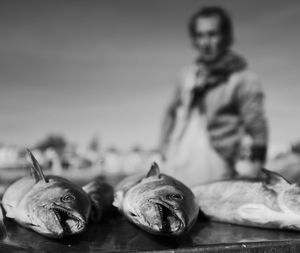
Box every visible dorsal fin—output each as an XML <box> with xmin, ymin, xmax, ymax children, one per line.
<box><xmin>26</xmin><ymin>149</ymin><xmax>47</xmax><ymax>183</ymax></box>
<box><xmin>146</xmin><ymin>162</ymin><xmax>161</xmax><ymax>178</ymax></box>
<box><xmin>260</xmin><ymin>168</ymin><xmax>289</xmax><ymax>187</ymax></box>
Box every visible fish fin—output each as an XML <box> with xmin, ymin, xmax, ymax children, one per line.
<box><xmin>26</xmin><ymin>149</ymin><xmax>47</xmax><ymax>183</ymax></box>
<box><xmin>4</xmin><ymin>209</ymin><xmax>14</xmax><ymax>219</ymax></box>
<box><xmin>24</xmin><ymin>222</ymin><xmax>39</xmax><ymax>227</ymax></box>
<box><xmin>2</xmin><ymin>203</ymin><xmax>15</xmax><ymax>219</ymax></box>
<box><xmin>112</xmin><ymin>191</ymin><xmax>124</xmax><ymax>209</ymax></box>
<box><xmin>238</xmin><ymin>204</ymin><xmax>279</xmax><ymax>224</ymax></box>
<box><xmin>145</xmin><ymin>162</ymin><xmax>161</xmax><ymax>178</ymax></box>
<box><xmin>260</xmin><ymin>168</ymin><xmax>289</xmax><ymax>188</ymax></box>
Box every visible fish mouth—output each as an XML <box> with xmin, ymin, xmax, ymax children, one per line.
<box><xmin>50</xmin><ymin>206</ymin><xmax>86</xmax><ymax>235</ymax></box>
<box><xmin>153</xmin><ymin>201</ymin><xmax>185</xmax><ymax>235</ymax></box>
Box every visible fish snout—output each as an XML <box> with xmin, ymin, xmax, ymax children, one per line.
<box><xmin>150</xmin><ymin>200</ymin><xmax>186</xmax><ymax>235</ymax></box>
<box><xmin>49</xmin><ymin>204</ymin><xmax>87</xmax><ymax>235</ymax></box>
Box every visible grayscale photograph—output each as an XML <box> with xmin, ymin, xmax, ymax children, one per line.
<box><xmin>0</xmin><ymin>0</ymin><xmax>299</xmax><ymax>252</ymax></box>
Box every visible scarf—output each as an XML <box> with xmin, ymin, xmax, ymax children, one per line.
<box><xmin>190</xmin><ymin>51</ymin><xmax>247</xmax><ymax>112</ymax></box>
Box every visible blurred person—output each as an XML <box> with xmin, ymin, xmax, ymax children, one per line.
<box><xmin>159</xmin><ymin>6</ymin><xmax>268</xmax><ymax>186</ymax></box>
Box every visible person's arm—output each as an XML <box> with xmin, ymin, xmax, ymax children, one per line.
<box><xmin>236</xmin><ymin>73</ymin><xmax>269</xmax><ymax>176</ymax></box>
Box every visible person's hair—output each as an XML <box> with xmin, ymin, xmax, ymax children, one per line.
<box><xmin>188</xmin><ymin>6</ymin><xmax>234</xmax><ymax>49</ymax></box>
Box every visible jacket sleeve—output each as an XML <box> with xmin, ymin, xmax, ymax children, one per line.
<box><xmin>236</xmin><ymin>73</ymin><xmax>269</xmax><ymax>163</ymax></box>
<box><xmin>158</xmin><ymin>85</ymin><xmax>182</xmax><ymax>156</ymax></box>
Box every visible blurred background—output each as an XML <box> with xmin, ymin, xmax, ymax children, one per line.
<box><xmin>0</xmin><ymin>0</ymin><xmax>299</xmax><ymax>184</ymax></box>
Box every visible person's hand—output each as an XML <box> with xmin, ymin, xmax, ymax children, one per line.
<box><xmin>235</xmin><ymin>160</ymin><xmax>262</xmax><ymax>178</ymax></box>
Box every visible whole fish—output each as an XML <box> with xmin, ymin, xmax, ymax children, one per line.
<box><xmin>2</xmin><ymin>150</ymin><xmax>113</xmax><ymax>238</ymax></box>
<box><xmin>113</xmin><ymin>162</ymin><xmax>199</xmax><ymax>236</ymax></box>
<box><xmin>192</xmin><ymin>168</ymin><xmax>300</xmax><ymax>231</ymax></box>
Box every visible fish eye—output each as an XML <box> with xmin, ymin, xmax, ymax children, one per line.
<box><xmin>168</xmin><ymin>193</ymin><xmax>183</xmax><ymax>201</ymax></box>
<box><xmin>61</xmin><ymin>194</ymin><xmax>76</xmax><ymax>202</ymax></box>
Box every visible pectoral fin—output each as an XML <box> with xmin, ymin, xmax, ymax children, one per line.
<box><xmin>5</xmin><ymin>211</ymin><xmax>14</xmax><ymax>219</ymax></box>
<box><xmin>238</xmin><ymin>204</ymin><xmax>272</xmax><ymax>224</ymax></box>
<box><xmin>24</xmin><ymin>222</ymin><xmax>39</xmax><ymax>227</ymax></box>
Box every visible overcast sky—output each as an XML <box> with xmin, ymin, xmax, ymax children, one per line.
<box><xmin>0</xmin><ymin>0</ymin><xmax>299</xmax><ymax>150</ymax></box>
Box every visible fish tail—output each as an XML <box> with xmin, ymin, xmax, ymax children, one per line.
<box><xmin>0</xmin><ymin>205</ymin><xmax>8</xmax><ymax>240</ymax></box>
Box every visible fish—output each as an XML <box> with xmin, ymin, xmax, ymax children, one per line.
<box><xmin>82</xmin><ymin>176</ymin><xmax>114</xmax><ymax>222</ymax></box>
<box><xmin>0</xmin><ymin>205</ymin><xmax>28</xmax><ymax>251</ymax></box>
<box><xmin>1</xmin><ymin>149</ymin><xmax>113</xmax><ymax>238</ymax></box>
<box><xmin>113</xmin><ymin>162</ymin><xmax>199</xmax><ymax>236</ymax></box>
<box><xmin>192</xmin><ymin>168</ymin><xmax>300</xmax><ymax>231</ymax></box>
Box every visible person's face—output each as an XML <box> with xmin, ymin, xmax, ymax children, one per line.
<box><xmin>193</xmin><ymin>15</ymin><xmax>225</xmax><ymax>63</ymax></box>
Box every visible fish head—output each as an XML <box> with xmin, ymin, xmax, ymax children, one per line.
<box><xmin>26</xmin><ymin>178</ymin><xmax>91</xmax><ymax>238</ymax></box>
<box><xmin>23</xmin><ymin>150</ymin><xmax>91</xmax><ymax>238</ymax></box>
<box><xmin>122</xmin><ymin>162</ymin><xmax>199</xmax><ymax>236</ymax></box>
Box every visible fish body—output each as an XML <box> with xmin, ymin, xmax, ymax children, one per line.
<box><xmin>113</xmin><ymin>163</ymin><xmax>199</xmax><ymax>236</ymax></box>
<box><xmin>192</xmin><ymin>169</ymin><xmax>300</xmax><ymax>230</ymax></box>
<box><xmin>82</xmin><ymin>176</ymin><xmax>114</xmax><ymax>222</ymax></box>
<box><xmin>2</xmin><ymin>150</ymin><xmax>113</xmax><ymax>238</ymax></box>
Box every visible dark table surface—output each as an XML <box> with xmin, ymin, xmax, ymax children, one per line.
<box><xmin>2</xmin><ymin>210</ymin><xmax>300</xmax><ymax>253</ymax></box>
